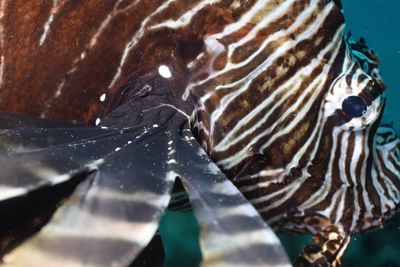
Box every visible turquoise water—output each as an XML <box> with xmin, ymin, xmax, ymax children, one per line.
<box><xmin>343</xmin><ymin>0</ymin><xmax>400</xmax><ymax>133</ymax></box>
<box><xmin>159</xmin><ymin>211</ymin><xmax>201</xmax><ymax>267</ymax></box>
<box><xmin>279</xmin><ymin>215</ymin><xmax>400</xmax><ymax>266</ymax></box>
<box><xmin>160</xmin><ymin>212</ymin><xmax>400</xmax><ymax>267</ymax></box>
<box><xmin>160</xmin><ymin>2</ymin><xmax>400</xmax><ymax>266</ymax></box>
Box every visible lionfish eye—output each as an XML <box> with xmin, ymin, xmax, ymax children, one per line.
<box><xmin>341</xmin><ymin>95</ymin><xmax>367</xmax><ymax>118</ymax></box>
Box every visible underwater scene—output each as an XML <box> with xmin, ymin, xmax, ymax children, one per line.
<box><xmin>160</xmin><ymin>1</ymin><xmax>400</xmax><ymax>267</ymax></box>
<box><xmin>0</xmin><ymin>1</ymin><xmax>398</xmax><ymax>267</ymax></box>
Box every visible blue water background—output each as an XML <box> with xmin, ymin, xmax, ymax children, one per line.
<box><xmin>343</xmin><ymin>0</ymin><xmax>400</xmax><ymax>132</ymax></box>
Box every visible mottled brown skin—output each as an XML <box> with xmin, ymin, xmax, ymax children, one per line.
<box><xmin>0</xmin><ymin>0</ymin><xmax>242</xmax><ymax>123</ymax></box>
<box><xmin>1</xmin><ymin>1</ymin><xmax>172</xmax><ymax>121</ymax></box>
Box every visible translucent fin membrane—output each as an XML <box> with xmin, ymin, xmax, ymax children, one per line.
<box><xmin>176</xmin><ymin>130</ymin><xmax>291</xmax><ymax>267</ymax></box>
<box><xmin>0</xmin><ymin>107</ymin><xmax>291</xmax><ymax>267</ymax></box>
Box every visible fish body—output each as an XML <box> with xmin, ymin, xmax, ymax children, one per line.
<box><xmin>0</xmin><ymin>0</ymin><xmax>398</xmax><ymax>266</ymax></box>
<box><xmin>184</xmin><ymin>0</ymin><xmax>400</xmax><ymax>264</ymax></box>
<box><xmin>185</xmin><ymin>0</ymin><xmax>400</xmax><ymax>264</ymax></box>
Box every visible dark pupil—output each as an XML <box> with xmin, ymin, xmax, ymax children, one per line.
<box><xmin>342</xmin><ymin>95</ymin><xmax>367</xmax><ymax>118</ymax></box>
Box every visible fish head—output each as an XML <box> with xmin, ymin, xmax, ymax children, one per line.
<box><xmin>186</xmin><ymin>1</ymin><xmax>399</xmax><ymax>233</ymax></box>
<box><xmin>298</xmin><ymin>36</ymin><xmax>399</xmax><ymax>232</ymax></box>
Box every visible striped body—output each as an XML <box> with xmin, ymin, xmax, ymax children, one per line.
<box><xmin>183</xmin><ymin>0</ymin><xmax>400</xmax><ymax>236</ymax></box>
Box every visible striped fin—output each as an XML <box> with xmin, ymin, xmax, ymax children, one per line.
<box><xmin>176</xmin><ymin>129</ymin><xmax>291</xmax><ymax>267</ymax></box>
<box><xmin>372</xmin><ymin>122</ymin><xmax>400</xmax><ymax>218</ymax></box>
<box><xmin>0</xmin><ymin>127</ymin><xmax>111</xmax><ymax>155</ymax></box>
<box><xmin>0</xmin><ymin>111</ymin><xmax>115</xmax><ymax>156</ymax></box>
<box><xmin>0</xmin><ymin>127</ymin><xmax>146</xmax><ymax>203</ymax></box>
<box><xmin>168</xmin><ymin>190</ymin><xmax>191</xmax><ymax>211</ymax></box>
<box><xmin>0</xmin><ymin>107</ymin><xmax>291</xmax><ymax>266</ymax></box>
<box><xmin>0</xmin><ymin>114</ymin><xmax>176</xmax><ymax>266</ymax></box>
<box><xmin>168</xmin><ymin>179</ymin><xmax>192</xmax><ymax>211</ymax></box>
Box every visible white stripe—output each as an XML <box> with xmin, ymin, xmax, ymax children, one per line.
<box><xmin>257</xmin><ymin>177</ymin><xmax>304</xmax><ymax>213</ymax></box>
<box><xmin>213</xmin><ymin>4</ymin><xmax>340</xmax><ymax>152</ymax></box>
<box><xmin>39</xmin><ymin>0</ymin><xmax>64</xmax><ymax>46</ymax></box>
<box><xmin>150</xmin><ymin>0</ymin><xmax>221</xmax><ymax>30</ymax></box>
<box><xmin>349</xmin><ymin>133</ymin><xmax>362</xmax><ymax>231</ymax></box>
<box><xmin>40</xmin><ymin>0</ymin><xmax>140</xmax><ymax>112</ymax></box>
<box><xmin>359</xmin><ymin>129</ymin><xmax>374</xmax><ymax>219</ymax></box>
<box><xmin>209</xmin><ymin>0</ymin><xmax>274</xmax><ymax>40</ymax></box>
<box><xmin>371</xmin><ymin>166</ymin><xmax>395</xmax><ymax>213</ymax></box>
<box><xmin>301</xmin><ymin>127</ymin><xmax>339</xmax><ymax>209</ymax></box>
<box><xmin>0</xmin><ymin>0</ymin><xmax>7</xmax><ymax>88</ymax></box>
<box><xmin>185</xmin><ymin>0</ymin><xmax>303</xmax><ymax>99</ymax></box>
<box><xmin>108</xmin><ymin>0</ymin><xmax>175</xmax><ymax>88</ymax></box>
<box><xmin>376</xmin><ymin>156</ymin><xmax>400</xmax><ymax>203</ymax></box>
<box><xmin>206</xmin><ymin>1</ymin><xmax>327</xmax><ymax>137</ymax></box>
<box><xmin>319</xmin><ymin>186</ymin><xmax>344</xmax><ymax>219</ymax></box>
<box><xmin>0</xmin><ymin>186</ymin><xmax>28</xmax><ymax>201</ymax></box>
<box><xmin>217</xmin><ymin>23</ymin><xmax>344</xmax><ymax>169</ymax></box>
<box><xmin>334</xmin><ymin>186</ymin><xmax>347</xmax><ymax>224</ymax></box>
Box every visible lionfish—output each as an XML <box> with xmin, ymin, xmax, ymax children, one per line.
<box><xmin>0</xmin><ymin>0</ymin><xmax>398</xmax><ymax>266</ymax></box>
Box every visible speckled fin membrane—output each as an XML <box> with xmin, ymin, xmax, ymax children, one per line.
<box><xmin>0</xmin><ymin>111</ymin><xmax>175</xmax><ymax>267</ymax></box>
<box><xmin>0</xmin><ymin>109</ymin><xmax>291</xmax><ymax>267</ymax></box>
<box><xmin>176</xmin><ymin>130</ymin><xmax>291</xmax><ymax>267</ymax></box>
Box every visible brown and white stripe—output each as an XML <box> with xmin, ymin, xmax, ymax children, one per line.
<box><xmin>183</xmin><ymin>0</ymin><xmax>399</xmax><ymax>237</ymax></box>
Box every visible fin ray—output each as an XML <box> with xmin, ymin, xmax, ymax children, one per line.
<box><xmin>175</xmin><ymin>129</ymin><xmax>292</xmax><ymax>267</ymax></box>
<box><xmin>1</xmin><ymin>126</ymin><xmax>176</xmax><ymax>267</ymax></box>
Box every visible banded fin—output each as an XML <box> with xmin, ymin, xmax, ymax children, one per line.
<box><xmin>0</xmin><ymin>112</ymin><xmax>87</xmax><ymax>129</ymax></box>
<box><xmin>0</xmin><ymin>126</ymin><xmax>146</xmax><ymax>203</ymax></box>
<box><xmin>168</xmin><ymin>180</ymin><xmax>191</xmax><ymax>211</ymax></box>
<box><xmin>0</xmin><ymin>111</ymin><xmax>177</xmax><ymax>266</ymax></box>
<box><xmin>0</xmin><ymin>106</ymin><xmax>291</xmax><ymax>267</ymax></box>
<box><xmin>0</xmin><ymin>112</ymin><xmax>112</xmax><ymax>155</ymax></box>
<box><xmin>175</xmin><ymin>129</ymin><xmax>292</xmax><ymax>267</ymax></box>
